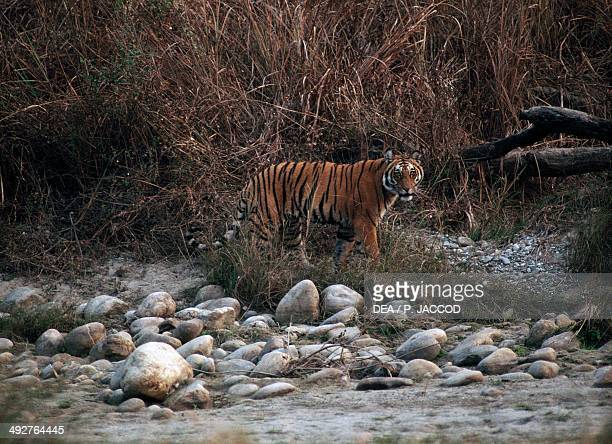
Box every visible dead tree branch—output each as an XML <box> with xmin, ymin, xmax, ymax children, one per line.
<box><xmin>462</xmin><ymin>106</ymin><xmax>612</xmax><ymax>162</ymax></box>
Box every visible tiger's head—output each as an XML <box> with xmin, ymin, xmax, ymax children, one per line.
<box><xmin>382</xmin><ymin>150</ymin><xmax>424</xmax><ymax>202</ymax></box>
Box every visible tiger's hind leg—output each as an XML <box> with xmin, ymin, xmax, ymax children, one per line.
<box><xmin>281</xmin><ymin>215</ymin><xmax>309</xmax><ymax>266</ymax></box>
<box><xmin>335</xmin><ymin>225</ymin><xmax>356</xmax><ymax>268</ymax></box>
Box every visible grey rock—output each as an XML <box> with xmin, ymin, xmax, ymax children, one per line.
<box><xmin>134</xmin><ymin>331</ymin><xmax>181</xmax><ymax>349</ymax></box>
<box><xmin>555</xmin><ymin>313</ymin><xmax>575</xmax><ymax>329</ymax></box>
<box><xmin>41</xmin><ymin>364</ymin><xmax>59</xmax><ymax>379</ymax></box>
<box><xmin>593</xmin><ymin>366</ymin><xmax>612</xmax><ymax>388</ymax></box>
<box><xmin>194</xmin><ymin>285</ymin><xmax>225</xmax><ymax>303</ymax></box>
<box><xmin>476</xmin><ymin>348</ymin><xmax>518</xmax><ymax>375</ymax></box>
<box><xmin>64</xmin><ymin>322</ymin><xmax>106</xmax><ymax>357</ymax></box>
<box><xmin>260</xmin><ymin>336</ymin><xmax>287</xmax><ymax>357</ymax></box>
<box><xmin>328</xmin><ymin>326</ymin><xmax>361</xmax><ymax>342</ymax></box>
<box><xmin>275</xmin><ymin>280</ymin><xmax>319</xmax><ymax>325</ymax></box>
<box><xmin>305</xmin><ymin>368</ymin><xmax>346</xmax><ymax>383</ymax></box>
<box><xmin>130</xmin><ymin>317</ymin><xmax>165</xmax><ymax>335</ymax></box>
<box><xmin>355</xmin><ymin>377</ymin><xmax>413</xmax><ymax>390</ymax></box>
<box><xmin>91</xmin><ymin>359</ymin><xmax>114</xmax><ymax>372</ymax></box>
<box><xmin>172</xmin><ymin>319</ymin><xmax>204</xmax><ymax>343</ymax></box>
<box><xmin>457</xmin><ymin>236</ymin><xmax>475</xmax><ymax>247</ymax></box>
<box><xmin>212</xmin><ymin>348</ymin><xmax>228</xmax><ymax>360</ymax></box>
<box><xmin>117</xmin><ymin>342</ymin><xmax>193</xmax><ymax>400</ymax></box>
<box><xmin>573</xmin><ymin>363</ymin><xmax>596</xmax><ymax>372</ymax></box>
<box><xmin>0</xmin><ymin>351</ymin><xmax>14</xmax><ymax>364</ymax></box>
<box><xmin>221</xmin><ymin>375</ymin><xmax>251</xmax><ymax>387</ymax></box>
<box><xmin>117</xmin><ymin>398</ymin><xmax>145</xmax><ymax>412</ymax></box>
<box><xmin>321</xmin><ymin>285</ymin><xmax>364</xmax><ymax>314</ymax></box>
<box><xmin>448</xmin><ymin>328</ymin><xmax>502</xmax><ymax>365</ymax></box>
<box><xmin>151</xmin><ymin>407</ymin><xmax>176</xmax><ymax>420</ymax></box>
<box><xmin>3</xmin><ymin>374</ymin><xmax>40</xmax><ymax>388</ymax></box>
<box><xmin>220</xmin><ymin>339</ymin><xmax>247</xmax><ymax>352</ymax></box>
<box><xmin>251</xmin><ymin>351</ymin><xmax>291</xmax><ymax>377</ymax></box>
<box><xmin>35</xmin><ymin>329</ymin><xmax>64</xmax><ymax>356</ymax></box>
<box><xmin>199</xmin><ymin>307</ymin><xmax>236</xmax><ymax>330</ymax></box>
<box><xmin>541</xmin><ymin>331</ymin><xmax>580</xmax><ymax>351</ymax></box>
<box><xmin>521</xmin><ymin>347</ymin><xmax>557</xmax><ymax>363</ymax></box>
<box><xmin>0</xmin><ymin>338</ymin><xmax>14</xmax><ymax>352</ymax></box>
<box><xmin>135</xmin><ymin>291</ymin><xmax>176</xmax><ymax>318</ymax></box>
<box><xmin>528</xmin><ymin>360</ymin><xmax>560</xmax><ymax>379</ymax></box>
<box><xmin>1</xmin><ymin>287</ymin><xmax>45</xmax><ymax>312</ymax></box>
<box><xmin>124</xmin><ymin>310</ymin><xmax>138</xmax><ymax>324</ymax></box>
<box><xmin>163</xmin><ymin>380</ymin><xmax>212</xmax><ymax>410</ymax></box>
<box><xmin>525</xmin><ymin>319</ymin><xmax>558</xmax><ymax>347</ymax></box>
<box><xmin>399</xmin><ymin>359</ymin><xmax>442</xmax><ymax>381</ymax></box>
<box><xmin>176</xmin><ymin>335</ymin><xmax>214</xmax><ymax>358</ymax></box>
<box><xmin>197</xmin><ymin>297</ymin><xmax>240</xmax><ymax>315</ymax></box>
<box><xmin>89</xmin><ymin>332</ymin><xmax>135</xmax><ymax>361</ymax></box>
<box><xmin>396</xmin><ymin>329</ymin><xmax>446</xmax><ymax>361</ymax></box>
<box><xmin>441</xmin><ymin>370</ymin><xmax>484</xmax><ymax>387</ymax></box>
<box><xmin>216</xmin><ymin>359</ymin><xmax>256</xmax><ymax>375</ymax></box>
<box><xmin>227</xmin><ymin>383</ymin><xmax>259</xmax><ymax>397</ymax></box>
<box><xmin>321</xmin><ymin>307</ymin><xmax>358</xmax><ymax>325</ymax></box>
<box><xmin>308</xmin><ymin>323</ymin><xmax>345</xmax><ymax>337</ymax></box>
<box><xmin>251</xmin><ymin>382</ymin><xmax>297</xmax><ymax>399</ymax></box>
<box><xmin>186</xmin><ymin>355</ymin><xmax>215</xmax><ymax>373</ymax></box>
<box><xmin>82</xmin><ymin>295</ymin><xmax>128</xmax><ymax>321</ymax></box>
<box><xmin>500</xmin><ymin>372</ymin><xmax>535</xmax><ymax>382</ymax></box>
<box><xmin>225</xmin><ymin>343</ymin><xmax>265</xmax><ymax>362</ymax></box>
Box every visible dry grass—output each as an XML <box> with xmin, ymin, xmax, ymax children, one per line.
<box><xmin>204</xmin><ymin>221</ymin><xmax>448</xmax><ymax>311</ymax></box>
<box><xmin>0</xmin><ymin>0</ymin><xmax>610</xmax><ymax>274</ymax></box>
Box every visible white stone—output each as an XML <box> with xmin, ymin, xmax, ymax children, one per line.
<box><xmin>135</xmin><ymin>292</ymin><xmax>176</xmax><ymax>318</ymax></box>
<box><xmin>275</xmin><ymin>280</ymin><xmax>319</xmax><ymax>325</ymax></box>
<box><xmin>321</xmin><ymin>285</ymin><xmax>364</xmax><ymax>314</ymax></box>
<box><xmin>82</xmin><ymin>295</ymin><xmax>128</xmax><ymax>320</ymax></box>
<box><xmin>117</xmin><ymin>342</ymin><xmax>192</xmax><ymax>400</ymax></box>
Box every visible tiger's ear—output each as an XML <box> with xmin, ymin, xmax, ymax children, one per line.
<box><xmin>410</xmin><ymin>150</ymin><xmax>422</xmax><ymax>161</ymax></box>
<box><xmin>384</xmin><ymin>149</ymin><xmax>394</xmax><ymax>163</ymax></box>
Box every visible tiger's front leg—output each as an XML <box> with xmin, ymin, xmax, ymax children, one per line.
<box><xmin>282</xmin><ymin>215</ymin><xmax>309</xmax><ymax>266</ymax></box>
<box><xmin>335</xmin><ymin>225</ymin><xmax>356</xmax><ymax>268</ymax></box>
<box><xmin>354</xmin><ymin>218</ymin><xmax>380</xmax><ymax>261</ymax></box>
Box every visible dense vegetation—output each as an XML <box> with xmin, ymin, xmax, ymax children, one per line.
<box><xmin>1</xmin><ymin>0</ymin><xmax>610</xmax><ymax>274</ymax></box>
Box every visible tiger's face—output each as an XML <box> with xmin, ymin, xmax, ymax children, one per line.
<box><xmin>382</xmin><ymin>155</ymin><xmax>424</xmax><ymax>202</ymax></box>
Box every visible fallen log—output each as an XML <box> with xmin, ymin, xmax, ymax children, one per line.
<box><xmin>487</xmin><ymin>147</ymin><xmax>612</xmax><ymax>178</ymax></box>
<box><xmin>462</xmin><ymin>106</ymin><xmax>612</xmax><ymax>162</ymax></box>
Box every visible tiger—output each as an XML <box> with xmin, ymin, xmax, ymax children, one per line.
<box><xmin>223</xmin><ymin>150</ymin><xmax>424</xmax><ymax>267</ymax></box>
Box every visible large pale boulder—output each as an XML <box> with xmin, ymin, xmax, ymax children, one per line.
<box><xmin>275</xmin><ymin>280</ymin><xmax>319</xmax><ymax>325</ymax></box>
<box><xmin>321</xmin><ymin>285</ymin><xmax>364</xmax><ymax>314</ymax></box>
<box><xmin>117</xmin><ymin>342</ymin><xmax>193</xmax><ymax>400</ymax></box>
<box><xmin>135</xmin><ymin>292</ymin><xmax>176</xmax><ymax>318</ymax></box>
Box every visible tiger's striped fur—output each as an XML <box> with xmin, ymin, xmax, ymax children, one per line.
<box><xmin>225</xmin><ymin>151</ymin><xmax>423</xmax><ymax>266</ymax></box>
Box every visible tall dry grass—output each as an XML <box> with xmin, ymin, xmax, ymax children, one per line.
<box><xmin>0</xmin><ymin>0</ymin><xmax>610</xmax><ymax>273</ymax></box>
